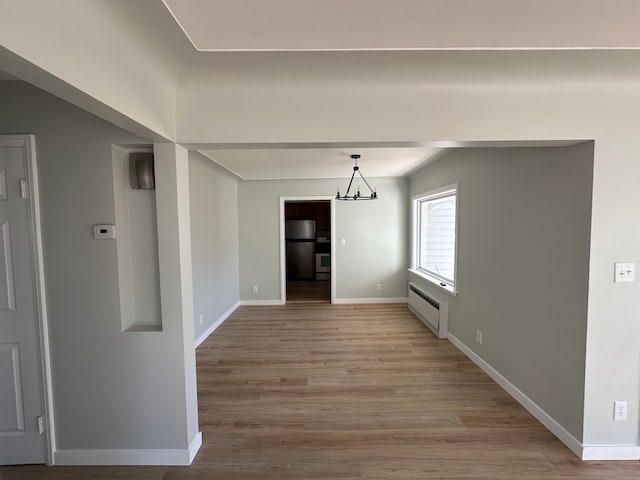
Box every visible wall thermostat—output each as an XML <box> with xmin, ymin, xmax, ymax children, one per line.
<box><xmin>93</xmin><ymin>224</ymin><xmax>116</xmax><ymax>240</ymax></box>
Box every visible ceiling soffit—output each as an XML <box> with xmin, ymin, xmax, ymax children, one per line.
<box><xmin>163</xmin><ymin>0</ymin><xmax>640</xmax><ymax>52</ymax></box>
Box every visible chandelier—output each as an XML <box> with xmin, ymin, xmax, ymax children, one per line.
<box><xmin>335</xmin><ymin>154</ymin><xmax>378</xmax><ymax>201</ymax></box>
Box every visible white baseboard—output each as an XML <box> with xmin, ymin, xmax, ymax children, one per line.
<box><xmin>581</xmin><ymin>445</ymin><xmax>640</xmax><ymax>461</ymax></box>
<box><xmin>333</xmin><ymin>297</ymin><xmax>408</xmax><ymax>304</ymax></box>
<box><xmin>54</xmin><ymin>432</ymin><xmax>203</xmax><ymax>466</ymax></box>
<box><xmin>239</xmin><ymin>299</ymin><xmax>282</xmax><ymax>306</ymax></box>
<box><xmin>188</xmin><ymin>431</ymin><xmax>203</xmax><ymax>463</ymax></box>
<box><xmin>195</xmin><ymin>301</ymin><xmax>240</xmax><ymax>348</ymax></box>
<box><xmin>447</xmin><ymin>333</ymin><xmax>583</xmax><ymax>458</ymax></box>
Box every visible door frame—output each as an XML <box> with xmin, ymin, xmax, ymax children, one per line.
<box><xmin>0</xmin><ymin>135</ymin><xmax>54</xmax><ymax>464</ymax></box>
<box><xmin>279</xmin><ymin>196</ymin><xmax>336</xmax><ymax>304</ymax></box>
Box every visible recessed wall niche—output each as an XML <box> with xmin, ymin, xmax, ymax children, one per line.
<box><xmin>112</xmin><ymin>145</ymin><xmax>162</xmax><ymax>331</ymax></box>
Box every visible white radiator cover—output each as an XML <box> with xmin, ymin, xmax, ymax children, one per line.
<box><xmin>408</xmin><ymin>282</ymin><xmax>449</xmax><ymax>338</ymax></box>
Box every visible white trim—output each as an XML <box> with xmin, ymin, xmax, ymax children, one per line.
<box><xmin>0</xmin><ymin>135</ymin><xmax>54</xmax><ymax>464</ymax></box>
<box><xmin>278</xmin><ymin>196</ymin><xmax>336</xmax><ymax>305</ymax></box>
<box><xmin>333</xmin><ymin>297</ymin><xmax>408</xmax><ymax>304</ymax></box>
<box><xmin>410</xmin><ymin>183</ymin><xmax>459</xmax><ymax>295</ymax></box>
<box><xmin>408</xmin><ymin>269</ymin><xmax>457</xmax><ymax>297</ymax></box>
<box><xmin>25</xmin><ymin>135</ymin><xmax>56</xmax><ymax>464</ymax></box>
<box><xmin>160</xmin><ymin>0</ymin><xmax>200</xmax><ymax>52</ymax></box>
<box><xmin>447</xmin><ymin>332</ymin><xmax>583</xmax><ymax>458</ymax></box>
<box><xmin>194</xmin><ymin>301</ymin><xmax>240</xmax><ymax>348</ymax></box>
<box><xmin>239</xmin><ymin>299</ymin><xmax>282</xmax><ymax>306</ymax></box>
<box><xmin>279</xmin><ymin>198</ymin><xmax>286</xmax><ymax>304</ymax></box>
<box><xmin>176</xmin><ymin>47</ymin><xmax>640</xmax><ymax>53</ymax></box>
<box><xmin>411</xmin><ymin>184</ymin><xmax>457</xmax><ymax>203</ymax></box>
<box><xmin>53</xmin><ymin>432</ymin><xmax>202</xmax><ymax>466</ymax></box>
<box><xmin>330</xmin><ymin>198</ymin><xmax>336</xmax><ymax>303</ymax></box>
<box><xmin>581</xmin><ymin>445</ymin><xmax>640</xmax><ymax>461</ymax></box>
<box><xmin>188</xmin><ymin>431</ymin><xmax>203</xmax><ymax>463</ymax></box>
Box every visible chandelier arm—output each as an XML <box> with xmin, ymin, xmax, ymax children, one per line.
<box><xmin>344</xmin><ymin>169</ymin><xmax>357</xmax><ymax>196</ymax></box>
<box><xmin>357</xmin><ymin>170</ymin><xmax>375</xmax><ymax>194</ymax></box>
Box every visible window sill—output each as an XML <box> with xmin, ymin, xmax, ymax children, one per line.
<box><xmin>408</xmin><ymin>269</ymin><xmax>457</xmax><ymax>297</ymax></box>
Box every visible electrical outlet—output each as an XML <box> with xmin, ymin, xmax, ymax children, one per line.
<box><xmin>475</xmin><ymin>329</ymin><xmax>483</xmax><ymax>344</ymax></box>
<box><xmin>252</xmin><ymin>286</ymin><xmax>259</xmax><ymax>294</ymax></box>
<box><xmin>376</xmin><ymin>283</ymin><xmax>382</xmax><ymax>292</ymax></box>
<box><xmin>198</xmin><ymin>313</ymin><xmax>204</xmax><ymax>325</ymax></box>
<box><xmin>614</xmin><ymin>263</ymin><xmax>636</xmax><ymax>283</ymax></box>
<box><xmin>614</xmin><ymin>400</ymin><xmax>628</xmax><ymax>420</ymax></box>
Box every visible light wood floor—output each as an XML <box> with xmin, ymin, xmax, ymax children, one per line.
<box><xmin>3</xmin><ymin>304</ymin><xmax>640</xmax><ymax>479</ymax></box>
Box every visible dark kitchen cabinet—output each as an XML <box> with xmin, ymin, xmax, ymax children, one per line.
<box><xmin>285</xmin><ymin>201</ymin><xmax>330</xmax><ymax>232</ymax></box>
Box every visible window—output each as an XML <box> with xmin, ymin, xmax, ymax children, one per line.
<box><xmin>411</xmin><ymin>185</ymin><xmax>458</xmax><ymax>293</ymax></box>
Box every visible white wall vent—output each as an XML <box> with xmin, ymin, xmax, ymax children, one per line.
<box><xmin>408</xmin><ymin>282</ymin><xmax>448</xmax><ymax>338</ymax></box>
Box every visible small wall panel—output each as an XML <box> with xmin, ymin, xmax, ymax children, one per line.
<box><xmin>0</xmin><ymin>168</ymin><xmax>7</xmax><ymax>201</ymax></box>
<box><xmin>0</xmin><ymin>220</ymin><xmax>16</xmax><ymax>312</ymax></box>
<box><xmin>0</xmin><ymin>343</ymin><xmax>25</xmax><ymax>434</ymax></box>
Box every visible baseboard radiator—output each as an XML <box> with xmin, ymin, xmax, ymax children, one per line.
<box><xmin>408</xmin><ymin>282</ymin><xmax>448</xmax><ymax>338</ymax></box>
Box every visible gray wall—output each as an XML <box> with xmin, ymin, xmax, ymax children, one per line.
<box><xmin>409</xmin><ymin>144</ymin><xmax>593</xmax><ymax>439</ymax></box>
<box><xmin>0</xmin><ymin>81</ymin><xmax>195</xmax><ymax>450</ymax></box>
<box><xmin>189</xmin><ymin>151</ymin><xmax>240</xmax><ymax>340</ymax></box>
<box><xmin>238</xmin><ymin>177</ymin><xmax>408</xmax><ymax>301</ymax></box>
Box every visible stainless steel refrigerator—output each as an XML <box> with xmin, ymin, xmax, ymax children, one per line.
<box><xmin>285</xmin><ymin>220</ymin><xmax>316</xmax><ymax>280</ymax></box>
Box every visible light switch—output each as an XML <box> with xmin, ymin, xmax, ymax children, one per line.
<box><xmin>340</xmin><ymin>238</ymin><xmax>346</xmax><ymax>246</ymax></box>
<box><xmin>93</xmin><ymin>224</ymin><xmax>116</xmax><ymax>240</ymax></box>
<box><xmin>614</xmin><ymin>262</ymin><xmax>636</xmax><ymax>283</ymax></box>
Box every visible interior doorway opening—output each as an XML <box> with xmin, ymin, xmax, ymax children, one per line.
<box><xmin>280</xmin><ymin>197</ymin><xmax>335</xmax><ymax>304</ymax></box>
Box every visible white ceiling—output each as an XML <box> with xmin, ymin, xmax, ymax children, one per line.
<box><xmin>200</xmin><ymin>147</ymin><xmax>442</xmax><ymax>180</ymax></box>
<box><xmin>158</xmin><ymin>0</ymin><xmax>640</xmax><ymax>179</ymax></box>
<box><xmin>198</xmin><ymin>141</ymin><xmax>583</xmax><ymax>180</ymax></box>
<box><xmin>162</xmin><ymin>0</ymin><xmax>640</xmax><ymax>51</ymax></box>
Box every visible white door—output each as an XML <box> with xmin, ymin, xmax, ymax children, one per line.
<box><xmin>0</xmin><ymin>136</ymin><xmax>46</xmax><ymax>464</ymax></box>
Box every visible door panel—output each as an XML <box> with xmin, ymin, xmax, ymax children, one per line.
<box><xmin>0</xmin><ymin>138</ymin><xmax>46</xmax><ymax>465</ymax></box>
<box><xmin>0</xmin><ymin>220</ymin><xmax>17</xmax><ymax>311</ymax></box>
<box><xmin>0</xmin><ymin>344</ymin><xmax>24</xmax><ymax>432</ymax></box>
<box><xmin>0</xmin><ymin>167</ymin><xmax>7</xmax><ymax>200</ymax></box>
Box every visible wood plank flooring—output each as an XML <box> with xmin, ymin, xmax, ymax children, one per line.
<box><xmin>3</xmin><ymin>303</ymin><xmax>639</xmax><ymax>479</ymax></box>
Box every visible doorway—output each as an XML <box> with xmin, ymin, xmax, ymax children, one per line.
<box><xmin>279</xmin><ymin>196</ymin><xmax>335</xmax><ymax>304</ymax></box>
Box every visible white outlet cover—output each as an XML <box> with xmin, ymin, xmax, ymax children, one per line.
<box><xmin>614</xmin><ymin>262</ymin><xmax>636</xmax><ymax>283</ymax></box>
<box><xmin>475</xmin><ymin>330</ymin><xmax>483</xmax><ymax>344</ymax></box>
<box><xmin>614</xmin><ymin>400</ymin><xmax>628</xmax><ymax>420</ymax></box>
